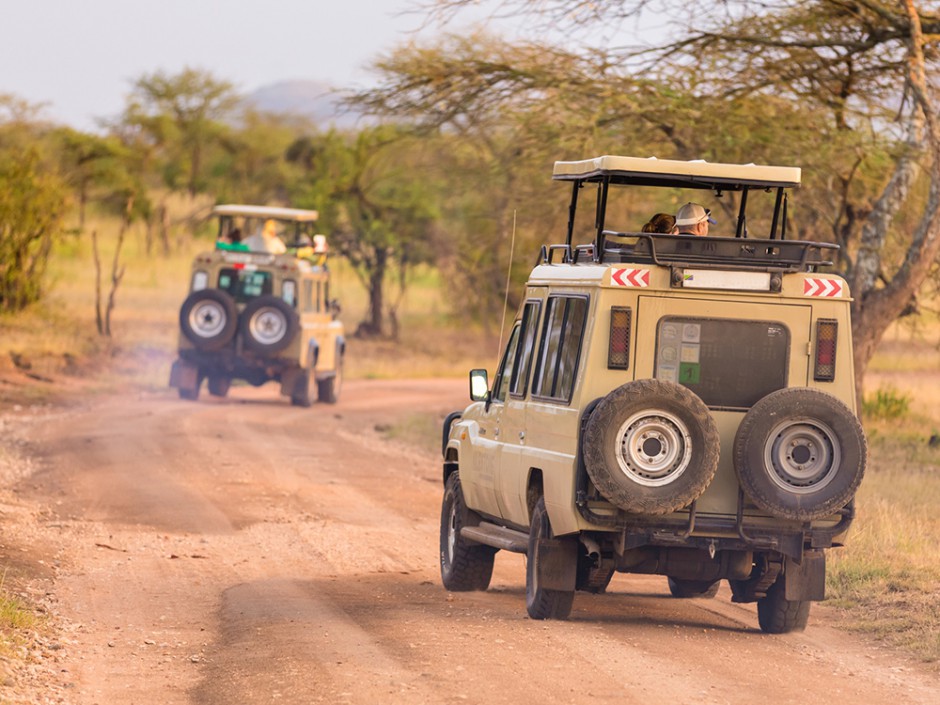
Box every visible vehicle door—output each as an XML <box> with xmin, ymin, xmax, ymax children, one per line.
<box><xmin>460</xmin><ymin>322</ymin><xmax>524</xmax><ymax>518</ymax></box>
<box><xmin>494</xmin><ymin>298</ymin><xmax>543</xmax><ymax>525</ymax></box>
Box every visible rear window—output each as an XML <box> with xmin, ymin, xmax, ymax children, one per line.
<box><xmin>218</xmin><ymin>268</ymin><xmax>273</xmax><ymax>303</ymax></box>
<box><xmin>654</xmin><ymin>317</ymin><xmax>789</xmax><ymax>410</ymax></box>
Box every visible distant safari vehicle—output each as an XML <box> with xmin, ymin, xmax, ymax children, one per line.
<box><xmin>169</xmin><ymin>205</ymin><xmax>345</xmax><ymax>405</ymax></box>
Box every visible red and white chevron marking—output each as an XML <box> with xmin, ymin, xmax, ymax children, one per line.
<box><xmin>803</xmin><ymin>277</ymin><xmax>843</xmax><ymax>297</ymax></box>
<box><xmin>611</xmin><ymin>268</ymin><xmax>650</xmax><ymax>287</ymax></box>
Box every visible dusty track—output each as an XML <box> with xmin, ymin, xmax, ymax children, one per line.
<box><xmin>3</xmin><ymin>378</ymin><xmax>939</xmax><ymax>704</ymax></box>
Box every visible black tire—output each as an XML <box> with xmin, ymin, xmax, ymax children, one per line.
<box><xmin>239</xmin><ymin>296</ymin><xmax>300</xmax><ymax>355</ymax></box>
<box><xmin>178</xmin><ymin>384</ymin><xmax>200</xmax><ymax>401</ymax></box>
<box><xmin>733</xmin><ymin>388</ymin><xmax>867</xmax><ymax>520</ymax></box>
<box><xmin>667</xmin><ymin>577</ymin><xmax>720</xmax><ymax>599</ymax></box>
<box><xmin>207</xmin><ymin>375</ymin><xmax>231</xmax><ymax>398</ymax></box>
<box><xmin>526</xmin><ymin>498</ymin><xmax>575</xmax><ymax>620</ymax></box>
<box><xmin>757</xmin><ymin>576</ymin><xmax>811</xmax><ymax>634</ymax></box>
<box><xmin>317</xmin><ymin>351</ymin><xmax>342</xmax><ymax>404</ymax></box>
<box><xmin>179</xmin><ymin>290</ymin><xmax>237</xmax><ymax>351</ymax></box>
<box><xmin>291</xmin><ymin>369</ymin><xmax>315</xmax><ymax>408</ymax></box>
<box><xmin>440</xmin><ymin>472</ymin><xmax>496</xmax><ymax>591</ymax></box>
<box><xmin>582</xmin><ymin>379</ymin><xmax>720</xmax><ymax>515</ymax></box>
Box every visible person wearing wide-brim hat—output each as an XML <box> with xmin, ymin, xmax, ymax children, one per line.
<box><xmin>675</xmin><ymin>202</ymin><xmax>717</xmax><ymax>236</ymax></box>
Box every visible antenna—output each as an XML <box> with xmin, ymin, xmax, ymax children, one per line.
<box><xmin>496</xmin><ymin>210</ymin><xmax>517</xmax><ymax>364</ymax></box>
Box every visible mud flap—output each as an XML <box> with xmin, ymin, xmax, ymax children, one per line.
<box><xmin>169</xmin><ymin>359</ymin><xmax>198</xmax><ymax>389</ymax></box>
<box><xmin>536</xmin><ymin>537</ymin><xmax>578</xmax><ymax>592</ymax></box>
<box><xmin>784</xmin><ymin>550</ymin><xmax>826</xmax><ymax>601</ymax></box>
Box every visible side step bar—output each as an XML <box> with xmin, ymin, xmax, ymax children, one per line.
<box><xmin>461</xmin><ymin>522</ymin><xmax>529</xmax><ymax>553</ymax></box>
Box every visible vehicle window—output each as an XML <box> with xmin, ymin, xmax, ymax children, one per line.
<box><xmin>533</xmin><ymin>296</ymin><xmax>589</xmax><ymax>402</ymax></box>
<box><xmin>510</xmin><ymin>301</ymin><xmax>541</xmax><ymax>397</ymax></box>
<box><xmin>218</xmin><ymin>268</ymin><xmax>273</xmax><ymax>303</ymax></box>
<box><xmin>493</xmin><ymin>324</ymin><xmax>522</xmax><ymax>403</ymax></box>
<box><xmin>655</xmin><ymin>317</ymin><xmax>789</xmax><ymax>410</ymax></box>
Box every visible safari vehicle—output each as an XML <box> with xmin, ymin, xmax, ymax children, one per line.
<box><xmin>169</xmin><ymin>205</ymin><xmax>345</xmax><ymax>406</ymax></box>
<box><xmin>440</xmin><ymin>156</ymin><xmax>867</xmax><ymax>633</ymax></box>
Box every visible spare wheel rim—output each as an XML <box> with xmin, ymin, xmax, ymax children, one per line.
<box><xmin>764</xmin><ymin>418</ymin><xmax>840</xmax><ymax>494</ymax></box>
<box><xmin>614</xmin><ymin>409</ymin><xmax>692</xmax><ymax>487</ymax></box>
<box><xmin>249</xmin><ymin>307</ymin><xmax>288</xmax><ymax>345</ymax></box>
<box><xmin>188</xmin><ymin>300</ymin><xmax>227</xmax><ymax>338</ymax></box>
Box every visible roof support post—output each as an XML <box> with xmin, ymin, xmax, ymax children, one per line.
<box><xmin>594</xmin><ymin>176</ymin><xmax>610</xmax><ymax>262</ymax></box>
<box><xmin>769</xmin><ymin>188</ymin><xmax>784</xmax><ymax>240</ymax></box>
<box><xmin>565</xmin><ymin>181</ymin><xmax>579</xmax><ymax>252</ymax></box>
<box><xmin>735</xmin><ymin>189</ymin><xmax>749</xmax><ymax>238</ymax></box>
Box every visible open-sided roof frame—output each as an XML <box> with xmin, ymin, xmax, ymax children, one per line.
<box><xmin>211</xmin><ymin>204</ymin><xmax>319</xmax><ymax>222</ymax></box>
<box><xmin>553</xmin><ymin>155</ymin><xmax>801</xmax><ymax>191</ymax></box>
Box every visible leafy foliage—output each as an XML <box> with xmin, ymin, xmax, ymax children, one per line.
<box><xmin>0</xmin><ymin>148</ymin><xmax>68</xmax><ymax>311</ymax></box>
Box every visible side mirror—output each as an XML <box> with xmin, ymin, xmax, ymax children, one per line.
<box><xmin>469</xmin><ymin>369</ymin><xmax>490</xmax><ymax>402</ymax></box>
<box><xmin>329</xmin><ymin>299</ymin><xmax>341</xmax><ymax>319</ymax></box>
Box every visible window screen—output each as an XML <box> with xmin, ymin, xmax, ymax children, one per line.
<box><xmin>218</xmin><ymin>269</ymin><xmax>273</xmax><ymax>303</ymax></box>
<box><xmin>533</xmin><ymin>296</ymin><xmax>588</xmax><ymax>402</ymax></box>
<box><xmin>493</xmin><ymin>325</ymin><xmax>522</xmax><ymax>403</ymax></box>
<box><xmin>655</xmin><ymin>317</ymin><xmax>789</xmax><ymax>409</ymax></box>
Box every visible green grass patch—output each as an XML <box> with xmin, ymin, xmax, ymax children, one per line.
<box><xmin>862</xmin><ymin>385</ymin><xmax>911</xmax><ymax>421</ymax></box>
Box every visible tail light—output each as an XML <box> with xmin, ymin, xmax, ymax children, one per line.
<box><xmin>814</xmin><ymin>319</ymin><xmax>837</xmax><ymax>381</ymax></box>
<box><xmin>608</xmin><ymin>307</ymin><xmax>631</xmax><ymax>369</ymax></box>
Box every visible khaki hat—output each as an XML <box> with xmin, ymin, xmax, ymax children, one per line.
<box><xmin>675</xmin><ymin>202</ymin><xmax>717</xmax><ymax>226</ymax></box>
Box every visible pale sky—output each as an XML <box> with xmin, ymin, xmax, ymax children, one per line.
<box><xmin>0</xmin><ymin>0</ymin><xmax>501</xmax><ymax>130</ymax></box>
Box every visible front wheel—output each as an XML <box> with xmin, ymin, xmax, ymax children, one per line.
<box><xmin>757</xmin><ymin>577</ymin><xmax>811</xmax><ymax>634</ymax></box>
<box><xmin>440</xmin><ymin>472</ymin><xmax>496</xmax><ymax>591</ymax></box>
<box><xmin>526</xmin><ymin>498</ymin><xmax>575</xmax><ymax>620</ymax></box>
<box><xmin>317</xmin><ymin>353</ymin><xmax>342</xmax><ymax>404</ymax></box>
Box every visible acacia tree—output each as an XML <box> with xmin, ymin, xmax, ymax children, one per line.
<box><xmin>291</xmin><ymin>127</ymin><xmax>438</xmax><ymax>338</ymax></box>
<box><xmin>120</xmin><ymin>67</ymin><xmax>239</xmax><ymax>198</ymax></box>
<box><xmin>412</xmin><ymin>0</ymin><xmax>940</xmax><ymax>399</ymax></box>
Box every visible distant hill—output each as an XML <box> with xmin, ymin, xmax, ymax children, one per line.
<box><xmin>245</xmin><ymin>80</ymin><xmax>367</xmax><ymax>129</ymax></box>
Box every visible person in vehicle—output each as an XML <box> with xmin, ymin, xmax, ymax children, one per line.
<box><xmin>641</xmin><ymin>213</ymin><xmax>677</xmax><ymax>233</ymax></box>
<box><xmin>244</xmin><ymin>219</ymin><xmax>287</xmax><ymax>254</ymax></box>
<box><xmin>674</xmin><ymin>202</ymin><xmax>716</xmax><ymax>236</ymax></box>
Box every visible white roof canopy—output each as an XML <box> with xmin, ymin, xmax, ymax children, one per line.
<box><xmin>553</xmin><ymin>155</ymin><xmax>801</xmax><ymax>189</ymax></box>
<box><xmin>211</xmin><ymin>204</ymin><xmax>319</xmax><ymax>222</ymax></box>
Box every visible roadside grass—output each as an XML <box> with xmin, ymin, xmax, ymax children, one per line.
<box><xmin>0</xmin><ymin>573</ymin><xmax>39</xmax><ymax>659</ymax></box>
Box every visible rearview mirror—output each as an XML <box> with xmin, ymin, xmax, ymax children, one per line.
<box><xmin>469</xmin><ymin>369</ymin><xmax>489</xmax><ymax>402</ymax></box>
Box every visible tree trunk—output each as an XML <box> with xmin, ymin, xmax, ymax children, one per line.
<box><xmin>366</xmin><ymin>248</ymin><xmax>388</xmax><ymax>336</ymax></box>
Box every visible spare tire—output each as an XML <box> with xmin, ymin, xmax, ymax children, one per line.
<box><xmin>733</xmin><ymin>388</ymin><xmax>866</xmax><ymax>521</ymax></box>
<box><xmin>239</xmin><ymin>296</ymin><xmax>299</xmax><ymax>355</ymax></box>
<box><xmin>582</xmin><ymin>379</ymin><xmax>720</xmax><ymax>515</ymax></box>
<box><xmin>179</xmin><ymin>289</ymin><xmax>238</xmax><ymax>351</ymax></box>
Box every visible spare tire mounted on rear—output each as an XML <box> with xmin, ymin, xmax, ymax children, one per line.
<box><xmin>583</xmin><ymin>379</ymin><xmax>720</xmax><ymax>515</ymax></box>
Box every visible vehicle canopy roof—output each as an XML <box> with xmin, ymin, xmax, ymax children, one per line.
<box><xmin>211</xmin><ymin>204</ymin><xmax>319</xmax><ymax>222</ymax></box>
<box><xmin>552</xmin><ymin>155</ymin><xmax>801</xmax><ymax>191</ymax></box>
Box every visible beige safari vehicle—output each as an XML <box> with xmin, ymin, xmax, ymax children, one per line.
<box><xmin>440</xmin><ymin>156</ymin><xmax>867</xmax><ymax>633</ymax></box>
<box><xmin>169</xmin><ymin>205</ymin><xmax>345</xmax><ymax>406</ymax></box>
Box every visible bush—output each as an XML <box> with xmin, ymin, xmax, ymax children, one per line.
<box><xmin>862</xmin><ymin>386</ymin><xmax>911</xmax><ymax>421</ymax></box>
<box><xmin>0</xmin><ymin>148</ymin><xmax>68</xmax><ymax>311</ymax></box>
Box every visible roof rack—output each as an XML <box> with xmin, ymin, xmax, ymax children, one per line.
<box><xmin>540</xmin><ymin>232</ymin><xmax>837</xmax><ymax>273</ymax></box>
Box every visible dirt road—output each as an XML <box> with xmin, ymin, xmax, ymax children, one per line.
<box><xmin>3</xmin><ymin>379</ymin><xmax>939</xmax><ymax>704</ymax></box>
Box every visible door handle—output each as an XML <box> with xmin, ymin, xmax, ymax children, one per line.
<box><xmin>519</xmin><ymin>431</ymin><xmax>526</xmax><ymax>441</ymax></box>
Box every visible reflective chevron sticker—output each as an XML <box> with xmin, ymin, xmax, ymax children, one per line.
<box><xmin>803</xmin><ymin>278</ymin><xmax>844</xmax><ymax>297</ymax></box>
<box><xmin>610</xmin><ymin>268</ymin><xmax>650</xmax><ymax>287</ymax></box>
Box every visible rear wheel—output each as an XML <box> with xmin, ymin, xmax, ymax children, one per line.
<box><xmin>667</xmin><ymin>577</ymin><xmax>720</xmax><ymax>599</ymax></box>
<box><xmin>440</xmin><ymin>473</ymin><xmax>496</xmax><ymax>591</ymax></box>
<box><xmin>526</xmin><ymin>498</ymin><xmax>575</xmax><ymax>620</ymax></box>
<box><xmin>291</xmin><ymin>369</ymin><xmax>316</xmax><ymax>407</ymax></box>
<box><xmin>207</xmin><ymin>375</ymin><xmax>231</xmax><ymax>398</ymax></box>
<box><xmin>757</xmin><ymin>577</ymin><xmax>811</xmax><ymax>634</ymax></box>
